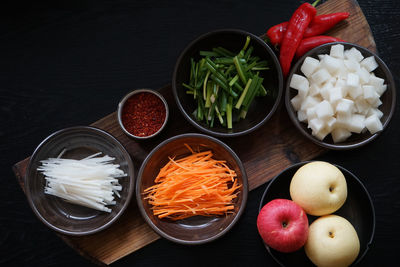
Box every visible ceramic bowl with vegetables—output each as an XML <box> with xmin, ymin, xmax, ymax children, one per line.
<box><xmin>136</xmin><ymin>133</ymin><xmax>248</xmax><ymax>244</ymax></box>
<box><xmin>25</xmin><ymin>126</ymin><xmax>135</xmax><ymax>236</ymax></box>
<box><xmin>173</xmin><ymin>29</ymin><xmax>283</xmax><ymax>137</ymax></box>
<box><xmin>285</xmin><ymin>42</ymin><xmax>396</xmax><ymax>150</ymax></box>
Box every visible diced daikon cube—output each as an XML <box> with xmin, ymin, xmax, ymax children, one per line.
<box><xmin>345</xmin><ymin>47</ymin><xmax>364</xmax><ymax>62</ymax></box>
<box><xmin>343</xmin><ymin>59</ymin><xmax>360</xmax><ymax>72</ymax></box>
<box><xmin>321</xmin><ymin>55</ymin><xmax>342</xmax><ymax>75</ymax></box>
<box><xmin>335</xmin><ymin>114</ymin><xmax>351</xmax><ymax>129</ymax></box>
<box><xmin>306</xmin><ymin>107</ymin><xmax>317</xmax><ymax>120</ymax></box>
<box><xmin>361</xmin><ymin>56</ymin><xmax>378</xmax><ymax>72</ymax></box>
<box><xmin>367</xmin><ymin>108</ymin><xmax>383</xmax><ymax>119</ymax></box>
<box><xmin>331</xmin><ymin>128</ymin><xmax>352</xmax><ymax>143</ymax></box>
<box><xmin>309</xmin><ymin>84</ymin><xmax>321</xmax><ymax>96</ymax></box>
<box><xmin>328</xmin><ymin>87</ymin><xmax>343</xmax><ymax>106</ymax></box>
<box><xmin>368</xmin><ymin>75</ymin><xmax>385</xmax><ymax>92</ymax></box>
<box><xmin>300</xmin><ymin>96</ymin><xmax>321</xmax><ymax>111</ymax></box>
<box><xmin>290</xmin><ymin>94</ymin><xmax>303</xmax><ymax>111</ymax></box>
<box><xmin>312</xmin><ymin>127</ymin><xmax>330</xmax><ymax>141</ymax></box>
<box><xmin>315</xmin><ymin>100</ymin><xmax>334</xmax><ymax>119</ymax></box>
<box><xmin>371</xmin><ymin>98</ymin><xmax>382</xmax><ymax>108</ymax></box>
<box><xmin>301</xmin><ymin>57</ymin><xmax>320</xmax><ymax>78</ymax></box>
<box><xmin>356</xmin><ymin>67</ymin><xmax>371</xmax><ymax>84</ymax></box>
<box><xmin>336</xmin><ymin>99</ymin><xmax>354</xmax><ymax>116</ymax></box>
<box><xmin>311</xmin><ymin>69</ymin><xmax>332</xmax><ymax>86</ymax></box>
<box><xmin>365</xmin><ymin>114</ymin><xmax>383</xmax><ymax>134</ymax></box>
<box><xmin>348</xmin><ymin>85</ymin><xmax>363</xmax><ymax>99</ymax></box>
<box><xmin>347</xmin><ymin>114</ymin><xmax>365</xmax><ymax>133</ymax></box>
<box><xmin>347</xmin><ymin>73</ymin><xmax>360</xmax><ymax>88</ymax></box>
<box><xmin>308</xmin><ymin>118</ymin><xmax>325</xmax><ymax>133</ymax></box>
<box><xmin>290</xmin><ymin>74</ymin><xmax>309</xmax><ymax>98</ymax></box>
<box><xmin>376</xmin><ymin>84</ymin><xmax>387</xmax><ymax>97</ymax></box>
<box><xmin>297</xmin><ymin>110</ymin><xmax>307</xmax><ymax>122</ymax></box>
<box><xmin>330</xmin><ymin>44</ymin><xmax>344</xmax><ymax>59</ymax></box>
<box><xmin>326</xmin><ymin>116</ymin><xmax>337</xmax><ymax>131</ymax></box>
<box><xmin>318</xmin><ymin>54</ymin><xmax>327</xmax><ymax>60</ymax></box>
<box><xmin>355</xmin><ymin>97</ymin><xmax>371</xmax><ymax>115</ymax></box>
<box><xmin>363</xmin><ymin>85</ymin><xmax>380</xmax><ymax>104</ymax></box>
<box><xmin>320</xmin><ymin>82</ymin><xmax>333</xmax><ymax>100</ymax></box>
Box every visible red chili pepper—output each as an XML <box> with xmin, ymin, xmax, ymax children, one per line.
<box><xmin>280</xmin><ymin>2</ymin><xmax>317</xmax><ymax>77</ymax></box>
<box><xmin>295</xmin><ymin>36</ymin><xmax>344</xmax><ymax>59</ymax></box>
<box><xmin>266</xmin><ymin>12</ymin><xmax>349</xmax><ymax>46</ymax></box>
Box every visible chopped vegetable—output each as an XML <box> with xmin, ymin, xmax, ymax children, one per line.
<box><xmin>183</xmin><ymin>36</ymin><xmax>269</xmax><ymax>129</ymax></box>
<box><xmin>144</xmin><ymin>145</ymin><xmax>241</xmax><ymax>220</ymax></box>
<box><xmin>38</xmin><ymin>152</ymin><xmax>127</xmax><ymax>213</ymax></box>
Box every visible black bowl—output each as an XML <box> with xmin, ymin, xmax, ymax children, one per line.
<box><xmin>285</xmin><ymin>42</ymin><xmax>396</xmax><ymax>150</ymax></box>
<box><xmin>25</xmin><ymin>126</ymin><xmax>135</xmax><ymax>236</ymax></box>
<box><xmin>258</xmin><ymin>161</ymin><xmax>375</xmax><ymax>266</ymax></box>
<box><xmin>136</xmin><ymin>133</ymin><xmax>248</xmax><ymax>245</ymax></box>
<box><xmin>172</xmin><ymin>29</ymin><xmax>283</xmax><ymax>137</ymax></box>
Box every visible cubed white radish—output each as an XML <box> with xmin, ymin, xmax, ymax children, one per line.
<box><xmin>300</xmin><ymin>96</ymin><xmax>321</xmax><ymax>111</ymax></box>
<box><xmin>318</xmin><ymin>54</ymin><xmax>327</xmax><ymax>60</ymax></box>
<box><xmin>312</xmin><ymin>127</ymin><xmax>330</xmax><ymax>141</ymax></box>
<box><xmin>290</xmin><ymin>74</ymin><xmax>309</xmax><ymax>98</ymax></box>
<box><xmin>365</xmin><ymin>114</ymin><xmax>383</xmax><ymax>134</ymax></box>
<box><xmin>315</xmin><ymin>100</ymin><xmax>334</xmax><ymax>119</ymax></box>
<box><xmin>363</xmin><ymin>85</ymin><xmax>380</xmax><ymax>104</ymax></box>
<box><xmin>301</xmin><ymin>57</ymin><xmax>320</xmax><ymax>78</ymax></box>
<box><xmin>306</xmin><ymin>107</ymin><xmax>317</xmax><ymax>120</ymax></box>
<box><xmin>368</xmin><ymin>75</ymin><xmax>384</xmax><ymax>92</ymax></box>
<box><xmin>328</xmin><ymin>87</ymin><xmax>343</xmax><ymax>106</ymax></box>
<box><xmin>367</xmin><ymin>108</ymin><xmax>383</xmax><ymax>119</ymax></box>
<box><xmin>335</xmin><ymin>114</ymin><xmax>351</xmax><ymax>129</ymax></box>
<box><xmin>290</xmin><ymin>94</ymin><xmax>303</xmax><ymax>111</ymax></box>
<box><xmin>321</xmin><ymin>55</ymin><xmax>342</xmax><ymax>75</ymax></box>
<box><xmin>309</xmin><ymin>84</ymin><xmax>321</xmax><ymax>96</ymax></box>
<box><xmin>308</xmin><ymin>118</ymin><xmax>325</xmax><ymax>133</ymax></box>
<box><xmin>331</xmin><ymin>128</ymin><xmax>352</xmax><ymax>143</ymax></box>
<box><xmin>361</xmin><ymin>56</ymin><xmax>378</xmax><ymax>72</ymax></box>
<box><xmin>336</xmin><ymin>98</ymin><xmax>354</xmax><ymax>116</ymax></box>
<box><xmin>371</xmin><ymin>98</ymin><xmax>382</xmax><ymax>108</ymax></box>
<box><xmin>311</xmin><ymin>69</ymin><xmax>331</xmax><ymax>85</ymax></box>
<box><xmin>347</xmin><ymin>73</ymin><xmax>360</xmax><ymax>88</ymax></box>
<box><xmin>376</xmin><ymin>84</ymin><xmax>387</xmax><ymax>97</ymax></box>
<box><xmin>348</xmin><ymin>85</ymin><xmax>363</xmax><ymax>99</ymax></box>
<box><xmin>344</xmin><ymin>59</ymin><xmax>360</xmax><ymax>72</ymax></box>
<box><xmin>345</xmin><ymin>47</ymin><xmax>364</xmax><ymax>62</ymax></box>
<box><xmin>326</xmin><ymin>116</ymin><xmax>337</xmax><ymax>131</ymax></box>
<box><xmin>330</xmin><ymin>44</ymin><xmax>344</xmax><ymax>58</ymax></box>
<box><xmin>297</xmin><ymin>110</ymin><xmax>307</xmax><ymax>122</ymax></box>
<box><xmin>355</xmin><ymin>97</ymin><xmax>371</xmax><ymax>115</ymax></box>
<box><xmin>320</xmin><ymin>82</ymin><xmax>333</xmax><ymax>100</ymax></box>
<box><xmin>347</xmin><ymin>114</ymin><xmax>365</xmax><ymax>133</ymax></box>
<box><xmin>356</xmin><ymin>67</ymin><xmax>371</xmax><ymax>84</ymax></box>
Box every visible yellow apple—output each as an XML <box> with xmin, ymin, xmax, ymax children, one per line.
<box><xmin>305</xmin><ymin>215</ymin><xmax>360</xmax><ymax>267</ymax></box>
<box><xmin>290</xmin><ymin>161</ymin><xmax>347</xmax><ymax>216</ymax></box>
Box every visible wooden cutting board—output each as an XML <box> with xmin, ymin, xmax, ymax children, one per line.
<box><xmin>12</xmin><ymin>0</ymin><xmax>376</xmax><ymax>265</ymax></box>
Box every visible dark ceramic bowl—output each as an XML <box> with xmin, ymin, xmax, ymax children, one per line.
<box><xmin>117</xmin><ymin>88</ymin><xmax>169</xmax><ymax>140</ymax></box>
<box><xmin>259</xmin><ymin>161</ymin><xmax>375</xmax><ymax>266</ymax></box>
<box><xmin>25</xmin><ymin>126</ymin><xmax>135</xmax><ymax>236</ymax></box>
<box><xmin>172</xmin><ymin>29</ymin><xmax>283</xmax><ymax>137</ymax></box>
<box><xmin>285</xmin><ymin>42</ymin><xmax>396</xmax><ymax>150</ymax></box>
<box><xmin>136</xmin><ymin>133</ymin><xmax>248</xmax><ymax>244</ymax></box>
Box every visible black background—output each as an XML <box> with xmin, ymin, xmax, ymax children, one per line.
<box><xmin>1</xmin><ymin>0</ymin><xmax>399</xmax><ymax>266</ymax></box>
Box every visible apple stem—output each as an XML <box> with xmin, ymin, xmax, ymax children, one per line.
<box><xmin>282</xmin><ymin>222</ymin><xmax>288</xmax><ymax>228</ymax></box>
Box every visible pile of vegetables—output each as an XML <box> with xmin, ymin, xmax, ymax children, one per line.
<box><xmin>38</xmin><ymin>152</ymin><xmax>126</xmax><ymax>213</ymax></box>
<box><xmin>266</xmin><ymin>0</ymin><xmax>349</xmax><ymax>77</ymax></box>
<box><xmin>183</xmin><ymin>36</ymin><xmax>270</xmax><ymax>129</ymax></box>
<box><xmin>144</xmin><ymin>145</ymin><xmax>241</xmax><ymax>220</ymax></box>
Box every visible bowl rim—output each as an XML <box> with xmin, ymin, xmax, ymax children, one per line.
<box><xmin>136</xmin><ymin>132</ymin><xmax>249</xmax><ymax>245</ymax></box>
<box><xmin>117</xmin><ymin>88</ymin><xmax>169</xmax><ymax>140</ymax></box>
<box><xmin>172</xmin><ymin>28</ymin><xmax>283</xmax><ymax>137</ymax></box>
<box><xmin>24</xmin><ymin>126</ymin><xmax>135</xmax><ymax>236</ymax></box>
<box><xmin>285</xmin><ymin>41</ymin><xmax>396</xmax><ymax>150</ymax></box>
<box><xmin>258</xmin><ymin>161</ymin><xmax>376</xmax><ymax>266</ymax></box>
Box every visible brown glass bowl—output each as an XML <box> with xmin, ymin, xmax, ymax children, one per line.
<box><xmin>285</xmin><ymin>42</ymin><xmax>396</xmax><ymax>150</ymax></box>
<box><xmin>259</xmin><ymin>161</ymin><xmax>375</xmax><ymax>266</ymax></box>
<box><xmin>25</xmin><ymin>126</ymin><xmax>135</xmax><ymax>236</ymax></box>
<box><xmin>136</xmin><ymin>133</ymin><xmax>248</xmax><ymax>244</ymax></box>
<box><xmin>172</xmin><ymin>29</ymin><xmax>283</xmax><ymax>137</ymax></box>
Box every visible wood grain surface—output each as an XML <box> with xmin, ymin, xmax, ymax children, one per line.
<box><xmin>11</xmin><ymin>0</ymin><xmax>378</xmax><ymax>265</ymax></box>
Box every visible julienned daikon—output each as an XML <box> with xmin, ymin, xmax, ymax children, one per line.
<box><xmin>38</xmin><ymin>152</ymin><xmax>127</xmax><ymax>213</ymax></box>
<box><xmin>290</xmin><ymin>44</ymin><xmax>386</xmax><ymax>143</ymax></box>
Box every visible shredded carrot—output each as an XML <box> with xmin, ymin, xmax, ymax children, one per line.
<box><xmin>144</xmin><ymin>144</ymin><xmax>241</xmax><ymax>221</ymax></box>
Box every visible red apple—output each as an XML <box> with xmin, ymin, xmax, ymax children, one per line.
<box><xmin>257</xmin><ymin>198</ymin><xmax>309</xmax><ymax>253</ymax></box>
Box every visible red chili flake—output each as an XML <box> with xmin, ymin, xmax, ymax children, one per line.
<box><xmin>121</xmin><ymin>92</ymin><xmax>166</xmax><ymax>137</ymax></box>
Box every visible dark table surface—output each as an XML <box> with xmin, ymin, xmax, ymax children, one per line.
<box><xmin>1</xmin><ymin>0</ymin><xmax>399</xmax><ymax>266</ymax></box>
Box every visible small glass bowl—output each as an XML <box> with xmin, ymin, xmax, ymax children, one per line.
<box><xmin>117</xmin><ymin>89</ymin><xmax>169</xmax><ymax>140</ymax></box>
